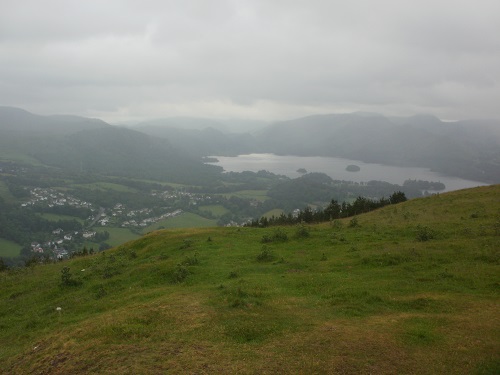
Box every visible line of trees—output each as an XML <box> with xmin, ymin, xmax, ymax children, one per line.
<box><xmin>247</xmin><ymin>191</ymin><xmax>407</xmax><ymax>227</ymax></box>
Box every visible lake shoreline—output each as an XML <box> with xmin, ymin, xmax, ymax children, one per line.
<box><xmin>207</xmin><ymin>153</ymin><xmax>488</xmax><ymax>193</ymax></box>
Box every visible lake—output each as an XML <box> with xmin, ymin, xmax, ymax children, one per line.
<box><xmin>207</xmin><ymin>153</ymin><xmax>487</xmax><ymax>192</ymax></box>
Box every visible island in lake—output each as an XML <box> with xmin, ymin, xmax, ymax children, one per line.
<box><xmin>346</xmin><ymin>164</ymin><xmax>361</xmax><ymax>172</ymax></box>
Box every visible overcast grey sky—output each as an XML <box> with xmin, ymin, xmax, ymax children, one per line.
<box><xmin>1</xmin><ymin>0</ymin><xmax>499</xmax><ymax>123</ymax></box>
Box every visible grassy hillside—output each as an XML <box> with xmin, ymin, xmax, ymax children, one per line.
<box><xmin>0</xmin><ymin>185</ymin><xmax>499</xmax><ymax>374</ymax></box>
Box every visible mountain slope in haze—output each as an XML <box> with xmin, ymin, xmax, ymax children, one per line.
<box><xmin>0</xmin><ymin>185</ymin><xmax>498</xmax><ymax>374</ymax></box>
<box><xmin>2</xmin><ymin>107</ymin><xmax>498</xmax><ymax>184</ymax></box>
<box><xmin>0</xmin><ymin>107</ymin><xmax>222</xmax><ymax>184</ymax></box>
<box><xmin>133</xmin><ymin>117</ymin><xmax>268</xmax><ymax>133</ymax></box>
<box><xmin>0</xmin><ymin>106</ymin><xmax>109</xmax><ymax>135</ymax></box>
<box><xmin>256</xmin><ymin>113</ymin><xmax>500</xmax><ymax>183</ymax></box>
<box><xmin>135</xmin><ymin>117</ymin><xmax>230</xmax><ymax>132</ymax></box>
<box><xmin>133</xmin><ymin>125</ymin><xmax>259</xmax><ymax>157</ymax></box>
<box><xmin>32</xmin><ymin>126</ymin><xmax>222</xmax><ymax>183</ymax></box>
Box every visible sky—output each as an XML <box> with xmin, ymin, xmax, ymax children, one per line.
<box><xmin>1</xmin><ymin>0</ymin><xmax>499</xmax><ymax>124</ymax></box>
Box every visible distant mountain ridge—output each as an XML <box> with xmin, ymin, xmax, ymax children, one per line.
<box><xmin>1</xmin><ymin>107</ymin><xmax>498</xmax><ymax>183</ymax></box>
<box><xmin>256</xmin><ymin>113</ymin><xmax>500</xmax><ymax>183</ymax></box>
<box><xmin>132</xmin><ymin>125</ymin><xmax>259</xmax><ymax>157</ymax></box>
<box><xmin>0</xmin><ymin>107</ymin><xmax>221</xmax><ymax>184</ymax></box>
<box><xmin>0</xmin><ymin>106</ymin><xmax>109</xmax><ymax>134</ymax></box>
<box><xmin>132</xmin><ymin>116</ymin><xmax>268</xmax><ymax>133</ymax></box>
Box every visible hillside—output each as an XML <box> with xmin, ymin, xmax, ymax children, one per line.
<box><xmin>0</xmin><ymin>106</ymin><xmax>109</xmax><ymax>135</ymax></box>
<box><xmin>1</xmin><ymin>185</ymin><xmax>499</xmax><ymax>374</ymax></box>
<box><xmin>0</xmin><ymin>107</ymin><xmax>222</xmax><ymax>184</ymax></box>
<box><xmin>132</xmin><ymin>125</ymin><xmax>258</xmax><ymax>158</ymax></box>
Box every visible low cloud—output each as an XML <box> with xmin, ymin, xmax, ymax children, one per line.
<box><xmin>1</xmin><ymin>0</ymin><xmax>499</xmax><ymax>123</ymax></box>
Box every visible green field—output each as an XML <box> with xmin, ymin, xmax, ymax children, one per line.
<box><xmin>143</xmin><ymin>212</ymin><xmax>217</xmax><ymax>232</ymax></box>
<box><xmin>0</xmin><ymin>149</ymin><xmax>42</xmax><ymax>165</ymax></box>
<box><xmin>0</xmin><ymin>180</ymin><xmax>16</xmax><ymax>202</ymax></box>
<box><xmin>262</xmin><ymin>208</ymin><xmax>285</xmax><ymax>218</ymax></box>
<box><xmin>198</xmin><ymin>204</ymin><xmax>230</xmax><ymax>217</ymax></box>
<box><xmin>106</xmin><ymin>177</ymin><xmax>194</xmax><ymax>190</ymax></box>
<box><xmin>37</xmin><ymin>213</ymin><xmax>84</xmax><ymax>224</ymax></box>
<box><xmin>70</xmin><ymin>182</ymin><xmax>139</xmax><ymax>193</ymax></box>
<box><xmin>222</xmin><ymin>189</ymin><xmax>269</xmax><ymax>201</ymax></box>
<box><xmin>0</xmin><ymin>238</ymin><xmax>22</xmax><ymax>258</ymax></box>
<box><xmin>99</xmin><ymin>227</ymin><xmax>141</xmax><ymax>247</ymax></box>
<box><xmin>0</xmin><ymin>185</ymin><xmax>498</xmax><ymax>374</ymax></box>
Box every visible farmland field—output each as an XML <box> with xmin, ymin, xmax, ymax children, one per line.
<box><xmin>98</xmin><ymin>228</ymin><xmax>141</xmax><ymax>247</ymax></box>
<box><xmin>0</xmin><ymin>180</ymin><xmax>15</xmax><ymax>202</ymax></box>
<box><xmin>0</xmin><ymin>238</ymin><xmax>22</xmax><ymax>258</ymax></box>
<box><xmin>198</xmin><ymin>204</ymin><xmax>230</xmax><ymax>217</ymax></box>
<box><xmin>221</xmin><ymin>189</ymin><xmax>269</xmax><ymax>201</ymax></box>
<box><xmin>37</xmin><ymin>213</ymin><xmax>84</xmax><ymax>224</ymax></box>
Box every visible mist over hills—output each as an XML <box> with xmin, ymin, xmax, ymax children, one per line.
<box><xmin>1</xmin><ymin>106</ymin><xmax>499</xmax><ymax>183</ymax></box>
<box><xmin>132</xmin><ymin>125</ymin><xmax>259</xmax><ymax>158</ymax></box>
<box><xmin>134</xmin><ymin>117</ymin><xmax>230</xmax><ymax>132</ymax></box>
<box><xmin>0</xmin><ymin>107</ymin><xmax>221</xmax><ymax>184</ymax></box>
<box><xmin>0</xmin><ymin>106</ymin><xmax>109</xmax><ymax>135</ymax></box>
<box><xmin>32</xmin><ymin>127</ymin><xmax>222</xmax><ymax>184</ymax></box>
<box><xmin>131</xmin><ymin>117</ymin><xmax>268</xmax><ymax>133</ymax></box>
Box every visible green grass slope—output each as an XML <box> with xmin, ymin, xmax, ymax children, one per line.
<box><xmin>1</xmin><ymin>185</ymin><xmax>499</xmax><ymax>374</ymax></box>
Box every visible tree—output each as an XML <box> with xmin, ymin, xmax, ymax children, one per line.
<box><xmin>389</xmin><ymin>191</ymin><xmax>407</xmax><ymax>204</ymax></box>
<box><xmin>0</xmin><ymin>258</ymin><xmax>8</xmax><ymax>272</ymax></box>
<box><xmin>324</xmin><ymin>199</ymin><xmax>341</xmax><ymax>220</ymax></box>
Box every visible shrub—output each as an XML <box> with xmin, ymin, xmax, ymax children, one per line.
<box><xmin>415</xmin><ymin>225</ymin><xmax>436</xmax><ymax>242</ymax></box>
<box><xmin>331</xmin><ymin>219</ymin><xmax>343</xmax><ymax>229</ymax></box>
<box><xmin>348</xmin><ymin>217</ymin><xmax>359</xmax><ymax>228</ymax></box>
<box><xmin>172</xmin><ymin>264</ymin><xmax>190</xmax><ymax>283</ymax></box>
<box><xmin>0</xmin><ymin>258</ymin><xmax>8</xmax><ymax>272</ymax></box>
<box><xmin>180</xmin><ymin>239</ymin><xmax>193</xmax><ymax>249</ymax></box>
<box><xmin>182</xmin><ymin>253</ymin><xmax>199</xmax><ymax>266</ymax></box>
<box><xmin>329</xmin><ymin>232</ymin><xmax>347</xmax><ymax>243</ymax></box>
<box><xmin>60</xmin><ymin>267</ymin><xmax>79</xmax><ymax>286</ymax></box>
<box><xmin>257</xmin><ymin>246</ymin><xmax>275</xmax><ymax>262</ymax></box>
<box><xmin>61</xmin><ymin>267</ymin><xmax>72</xmax><ymax>286</ymax></box>
<box><xmin>261</xmin><ymin>234</ymin><xmax>273</xmax><ymax>243</ymax></box>
<box><xmin>272</xmin><ymin>228</ymin><xmax>288</xmax><ymax>242</ymax></box>
<box><xmin>261</xmin><ymin>228</ymin><xmax>288</xmax><ymax>243</ymax></box>
<box><xmin>94</xmin><ymin>284</ymin><xmax>107</xmax><ymax>299</ymax></box>
<box><xmin>295</xmin><ymin>224</ymin><xmax>310</xmax><ymax>238</ymax></box>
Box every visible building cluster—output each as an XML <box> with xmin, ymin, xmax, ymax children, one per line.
<box><xmin>21</xmin><ymin>188</ymin><xmax>93</xmax><ymax>209</ymax></box>
<box><xmin>152</xmin><ymin>190</ymin><xmax>211</xmax><ymax>205</ymax></box>
<box><xmin>122</xmin><ymin>209</ymin><xmax>182</xmax><ymax>228</ymax></box>
<box><xmin>18</xmin><ymin>188</ymin><xmax>212</xmax><ymax>257</ymax></box>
